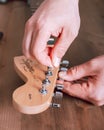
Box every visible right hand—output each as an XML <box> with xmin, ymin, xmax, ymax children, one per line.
<box><xmin>59</xmin><ymin>55</ymin><xmax>104</xmax><ymax>106</ymax></box>
<box><xmin>22</xmin><ymin>0</ymin><xmax>80</xmax><ymax>67</ymax></box>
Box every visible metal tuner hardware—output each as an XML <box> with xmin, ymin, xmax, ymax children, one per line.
<box><xmin>50</xmin><ymin>103</ymin><xmax>61</xmax><ymax>108</ymax></box>
<box><xmin>59</xmin><ymin>60</ymin><xmax>69</xmax><ymax>72</ymax></box>
<box><xmin>53</xmin><ymin>91</ymin><xmax>63</xmax><ymax>99</ymax></box>
<box><xmin>45</xmin><ymin>66</ymin><xmax>53</xmax><ymax>76</ymax></box>
<box><xmin>56</xmin><ymin>84</ymin><xmax>64</xmax><ymax>91</ymax></box>
<box><xmin>60</xmin><ymin>60</ymin><xmax>70</xmax><ymax>68</ymax></box>
<box><xmin>47</xmin><ymin>37</ymin><xmax>57</xmax><ymax>46</ymax></box>
<box><xmin>39</xmin><ymin>83</ymin><xmax>47</xmax><ymax>95</ymax></box>
<box><xmin>42</xmin><ymin>76</ymin><xmax>51</xmax><ymax>85</ymax></box>
<box><xmin>0</xmin><ymin>0</ymin><xmax>8</xmax><ymax>4</ymax></box>
<box><xmin>59</xmin><ymin>67</ymin><xmax>68</xmax><ymax>72</ymax></box>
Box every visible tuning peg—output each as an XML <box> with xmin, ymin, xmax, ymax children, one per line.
<box><xmin>53</xmin><ymin>91</ymin><xmax>63</xmax><ymax>99</ymax></box>
<box><xmin>47</xmin><ymin>37</ymin><xmax>55</xmax><ymax>45</ymax></box>
<box><xmin>60</xmin><ymin>60</ymin><xmax>69</xmax><ymax>67</ymax></box>
<box><xmin>50</xmin><ymin>103</ymin><xmax>61</xmax><ymax>108</ymax></box>
<box><xmin>0</xmin><ymin>0</ymin><xmax>8</xmax><ymax>4</ymax></box>
<box><xmin>56</xmin><ymin>84</ymin><xmax>64</xmax><ymax>90</ymax></box>
<box><xmin>47</xmin><ymin>37</ymin><xmax>57</xmax><ymax>46</ymax></box>
<box><xmin>59</xmin><ymin>67</ymin><xmax>68</xmax><ymax>72</ymax></box>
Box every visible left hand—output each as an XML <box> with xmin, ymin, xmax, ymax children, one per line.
<box><xmin>59</xmin><ymin>55</ymin><xmax>104</xmax><ymax>106</ymax></box>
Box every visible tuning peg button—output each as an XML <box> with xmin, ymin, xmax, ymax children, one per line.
<box><xmin>53</xmin><ymin>91</ymin><xmax>63</xmax><ymax>99</ymax></box>
<box><xmin>56</xmin><ymin>84</ymin><xmax>64</xmax><ymax>90</ymax></box>
<box><xmin>60</xmin><ymin>60</ymin><xmax>69</xmax><ymax>67</ymax></box>
<box><xmin>59</xmin><ymin>67</ymin><xmax>68</xmax><ymax>72</ymax></box>
<box><xmin>50</xmin><ymin>103</ymin><xmax>61</xmax><ymax>108</ymax></box>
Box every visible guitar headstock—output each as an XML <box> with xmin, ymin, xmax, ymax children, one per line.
<box><xmin>12</xmin><ymin>56</ymin><xmax>69</xmax><ymax>114</ymax></box>
<box><xmin>13</xmin><ymin>56</ymin><xmax>59</xmax><ymax>114</ymax></box>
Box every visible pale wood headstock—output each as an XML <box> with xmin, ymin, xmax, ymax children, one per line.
<box><xmin>12</xmin><ymin>56</ymin><xmax>59</xmax><ymax>114</ymax></box>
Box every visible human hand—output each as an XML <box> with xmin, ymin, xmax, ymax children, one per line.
<box><xmin>22</xmin><ymin>0</ymin><xmax>80</xmax><ymax>67</ymax></box>
<box><xmin>59</xmin><ymin>55</ymin><xmax>104</xmax><ymax>106</ymax></box>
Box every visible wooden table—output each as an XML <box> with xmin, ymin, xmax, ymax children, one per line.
<box><xmin>0</xmin><ymin>0</ymin><xmax>104</xmax><ymax>130</ymax></box>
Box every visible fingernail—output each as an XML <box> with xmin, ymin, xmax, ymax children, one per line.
<box><xmin>53</xmin><ymin>57</ymin><xmax>61</xmax><ymax>67</ymax></box>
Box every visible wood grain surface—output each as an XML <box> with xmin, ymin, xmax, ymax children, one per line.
<box><xmin>0</xmin><ymin>0</ymin><xmax>104</xmax><ymax>130</ymax></box>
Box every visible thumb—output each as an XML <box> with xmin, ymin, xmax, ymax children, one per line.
<box><xmin>59</xmin><ymin>61</ymin><xmax>93</xmax><ymax>81</ymax></box>
<box><xmin>51</xmin><ymin>30</ymin><xmax>73</xmax><ymax>67</ymax></box>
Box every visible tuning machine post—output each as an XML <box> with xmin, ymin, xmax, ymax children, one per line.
<box><xmin>42</xmin><ymin>77</ymin><xmax>50</xmax><ymax>85</ymax></box>
<box><xmin>43</xmin><ymin>67</ymin><xmax>52</xmax><ymax>85</ymax></box>
<box><xmin>45</xmin><ymin>66</ymin><xmax>53</xmax><ymax>76</ymax></box>
<box><xmin>39</xmin><ymin>84</ymin><xmax>47</xmax><ymax>95</ymax></box>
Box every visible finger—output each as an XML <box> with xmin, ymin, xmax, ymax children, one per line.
<box><xmin>51</xmin><ymin>29</ymin><xmax>75</xmax><ymax>67</ymax></box>
<box><xmin>63</xmin><ymin>81</ymin><xmax>104</xmax><ymax>106</ymax></box>
<box><xmin>30</xmin><ymin>28</ymin><xmax>52</xmax><ymax>67</ymax></box>
<box><xmin>63</xmin><ymin>81</ymin><xmax>88</xmax><ymax>100</ymax></box>
<box><xmin>22</xmin><ymin>24</ymin><xmax>33</xmax><ymax>58</ymax></box>
<box><xmin>59</xmin><ymin>61</ymin><xmax>95</xmax><ymax>81</ymax></box>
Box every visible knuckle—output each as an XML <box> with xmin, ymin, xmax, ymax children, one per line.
<box><xmin>88</xmin><ymin>57</ymin><xmax>100</xmax><ymax>70</ymax></box>
<box><xmin>35</xmin><ymin>19</ymin><xmax>46</xmax><ymax>30</ymax></box>
<box><xmin>68</xmin><ymin>66</ymin><xmax>79</xmax><ymax>78</ymax></box>
<box><xmin>25</xmin><ymin>19</ymin><xmax>33</xmax><ymax>29</ymax></box>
